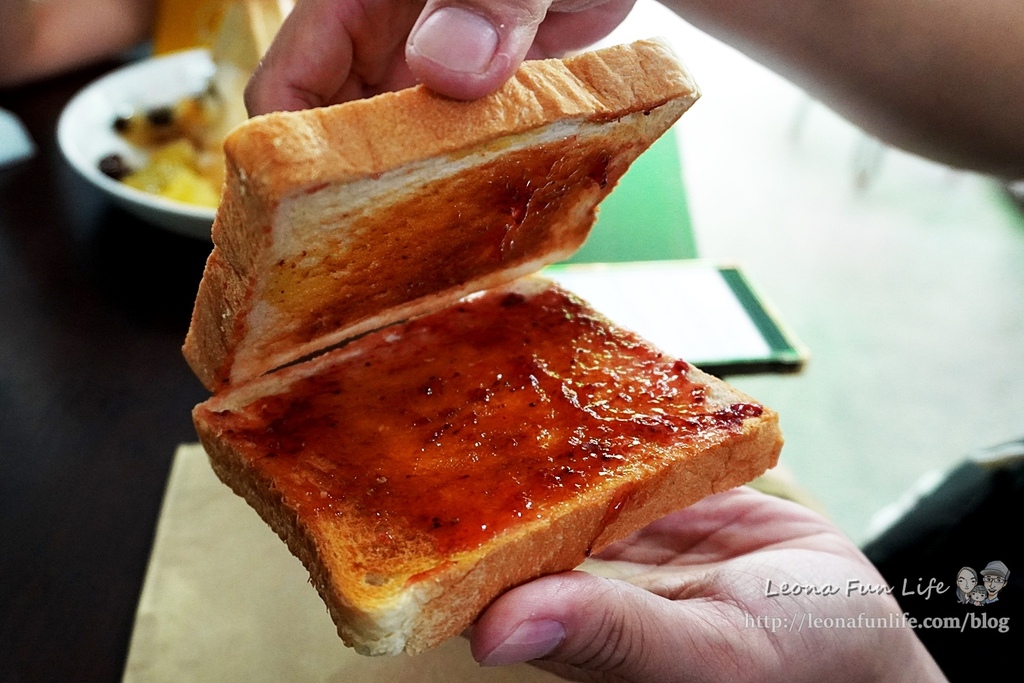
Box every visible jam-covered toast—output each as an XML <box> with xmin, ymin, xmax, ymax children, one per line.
<box><xmin>193</xmin><ymin>278</ymin><xmax>782</xmax><ymax>654</ymax></box>
<box><xmin>183</xmin><ymin>39</ymin><xmax>701</xmax><ymax>391</ymax></box>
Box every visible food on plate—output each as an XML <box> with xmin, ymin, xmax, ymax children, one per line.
<box><xmin>98</xmin><ymin>0</ymin><xmax>289</xmax><ymax>208</ymax></box>
<box><xmin>185</xmin><ymin>39</ymin><xmax>783</xmax><ymax>655</ymax></box>
<box><xmin>99</xmin><ymin>93</ymin><xmax>226</xmax><ymax>207</ymax></box>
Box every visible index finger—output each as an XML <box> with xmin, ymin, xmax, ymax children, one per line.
<box><xmin>246</xmin><ymin>0</ymin><xmax>421</xmax><ymax>115</ymax></box>
<box><xmin>246</xmin><ymin>0</ymin><xmax>355</xmax><ymax>114</ymax></box>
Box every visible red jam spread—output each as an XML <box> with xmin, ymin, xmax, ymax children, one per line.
<box><xmin>209</xmin><ymin>282</ymin><xmax>761</xmax><ymax>556</ymax></box>
<box><xmin>256</xmin><ymin>134</ymin><xmax>627</xmax><ymax>366</ymax></box>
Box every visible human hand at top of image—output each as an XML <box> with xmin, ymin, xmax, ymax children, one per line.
<box><xmin>244</xmin><ymin>0</ymin><xmax>637</xmax><ymax>115</ymax></box>
<box><xmin>248</xmin><ymin>0</ymin><xmax>1024</xmax><ymax>176</ymax></box>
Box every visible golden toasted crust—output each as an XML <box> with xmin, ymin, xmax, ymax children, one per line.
<box><xmin>199</xmin><ymin>414</ymin><xmax>778</xmax><ymax>654</ymax></box>
<box><xmin>192</xmin><ymin>279</ymin><xmax>783</xmax><ymax>655</ymax></box>
<box><xmin>390</xmin><ymin>390</ymin><xmax>780</xmax><ymax>655</ymax></box>
<box><xmin>221</xmin><ymin>39</ymin><xmax>696</xmax><ymax>196</ymax></box>
<box><xmin>183</xmin><ymin>39</ymin><xmax>700</xmax><ymax>391</ymax></box>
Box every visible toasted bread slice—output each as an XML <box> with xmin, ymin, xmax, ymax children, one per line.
<box><xmin>193</xmin><ymin>278</ymin><xmax>783</xmax><ymax>655</ymax></box>
<box><xmin>183</xmin><ymin>39</ymin><xmax>700</xmax><ymax>391</ymax></box>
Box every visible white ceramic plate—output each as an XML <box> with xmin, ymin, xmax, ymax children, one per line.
<box><xmin>57</xmin><ymin>49</ymin><xmax>219</xmax><ymax>240</ymax></box>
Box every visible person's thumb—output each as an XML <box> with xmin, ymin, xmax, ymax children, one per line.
<box><xmin>470</xmin><ymin>570</ymin><xmax>688</xmax><ymax>680</ymax></box>
<box><xmin>406</xmin><ymin>0</ymin><xmax>555</xmax><ymax>99</ymax></box>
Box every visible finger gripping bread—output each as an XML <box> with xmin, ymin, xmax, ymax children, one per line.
<box><xmin>186</xmin><ymin>39</ymin><xmax>784</xmax><ymax>656</ymax></box>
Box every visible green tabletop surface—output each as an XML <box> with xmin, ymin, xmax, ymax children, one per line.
<box><xmin>564</xmin><ymin>127</ymin><xmax>697</xmax><ymax>264</ymax></box>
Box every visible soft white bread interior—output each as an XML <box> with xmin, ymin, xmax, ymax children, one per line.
<box><xmin>183</xmin><ymin>39</ymin><xmax>700</xmax><ymax>391</ymax></box>
<box><xmin>193</xmin><ymin>278</ymin><xmax>783</xmax><ymax>655</ymax></box>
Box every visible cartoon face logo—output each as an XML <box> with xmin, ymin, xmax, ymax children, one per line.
<box><xmin>956</xmin><ymin>567</ymin><xmax>979</xmax><ymax>604</ymax></box>
<box><xmin>959</xmin><ymin>561</ymin><xmax>1010</xmax><ymax>605</ymax></box>
<box><xmin>984</xmin><ymin>574</ymin><xmax>1007</xmax><ymax>598</ymax></box>
<box><xmin>957</xmin><ymin>568</ymin><xmax>977</xmax><ymax>594</ymax></box>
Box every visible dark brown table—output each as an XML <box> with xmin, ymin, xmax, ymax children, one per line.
<box><xmin>9</xmin><ymin>49</ymin><xmax>1020</xmax><ymax>683</ymax></box>
<box><xmin>1</xmin><ymin>61</ymin><xmax>213</xmax><ymax>683</ymax></box>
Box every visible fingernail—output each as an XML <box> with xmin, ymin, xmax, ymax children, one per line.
<box><xmin>410</xmin><ymin>7</ymin><xmax>499</xmax><ymax>74</ymax></box>
<box><xmin>478</xmin><ymin>619</ymin><xmax>566</xmax><ymax>667</ymax></box>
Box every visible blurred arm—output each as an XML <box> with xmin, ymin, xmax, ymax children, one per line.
<box><xmin>664</xmin><ymin>0</ymin><xmax>1024</xmax><ymax>177</ymax></box>
<box><xmin>0</xmin><ymin>0</ymin><xmax>156</xmax><ymax>87</ymax></box>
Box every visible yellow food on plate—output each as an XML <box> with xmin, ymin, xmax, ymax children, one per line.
<box><xmin>99</xmin><ymin>1</ymin><xmax>292</xmax><ymax>210</ymax></box>
<box><xmin>120</xmin><ymin>139</ymin><xmax>222</xmax><ymax>208</ymax></box>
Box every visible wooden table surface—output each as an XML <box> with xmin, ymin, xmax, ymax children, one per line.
<box><xmin>1</xmin><ymin>61</ymin><xmax>213</xmax><ymax>683</ymax></box>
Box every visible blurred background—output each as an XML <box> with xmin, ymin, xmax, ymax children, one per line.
<box><xmin>610</xmin><ymin>4</ymin><xmax>1024</xmax><ymax>543</ymax></box>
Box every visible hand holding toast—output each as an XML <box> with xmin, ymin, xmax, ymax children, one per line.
<box><xmin>471</xmin><ymin>487</ymin><xmax>946</xmax><ymax>682</ymax></box>
<box><xmin>248</xmin><ymin>0</ymin><xmax>1024</xmax><ymax>175</ymax></box>
<box><xmin>245</xmin><ymin>0</ymin><xmax>636</xmax><ymax>114</ymax></box>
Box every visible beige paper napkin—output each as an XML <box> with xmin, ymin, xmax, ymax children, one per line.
<box><xmin>122</xmin><ymin>444</ymin><xmax>562</xmax><ymax>682</ymax></box>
